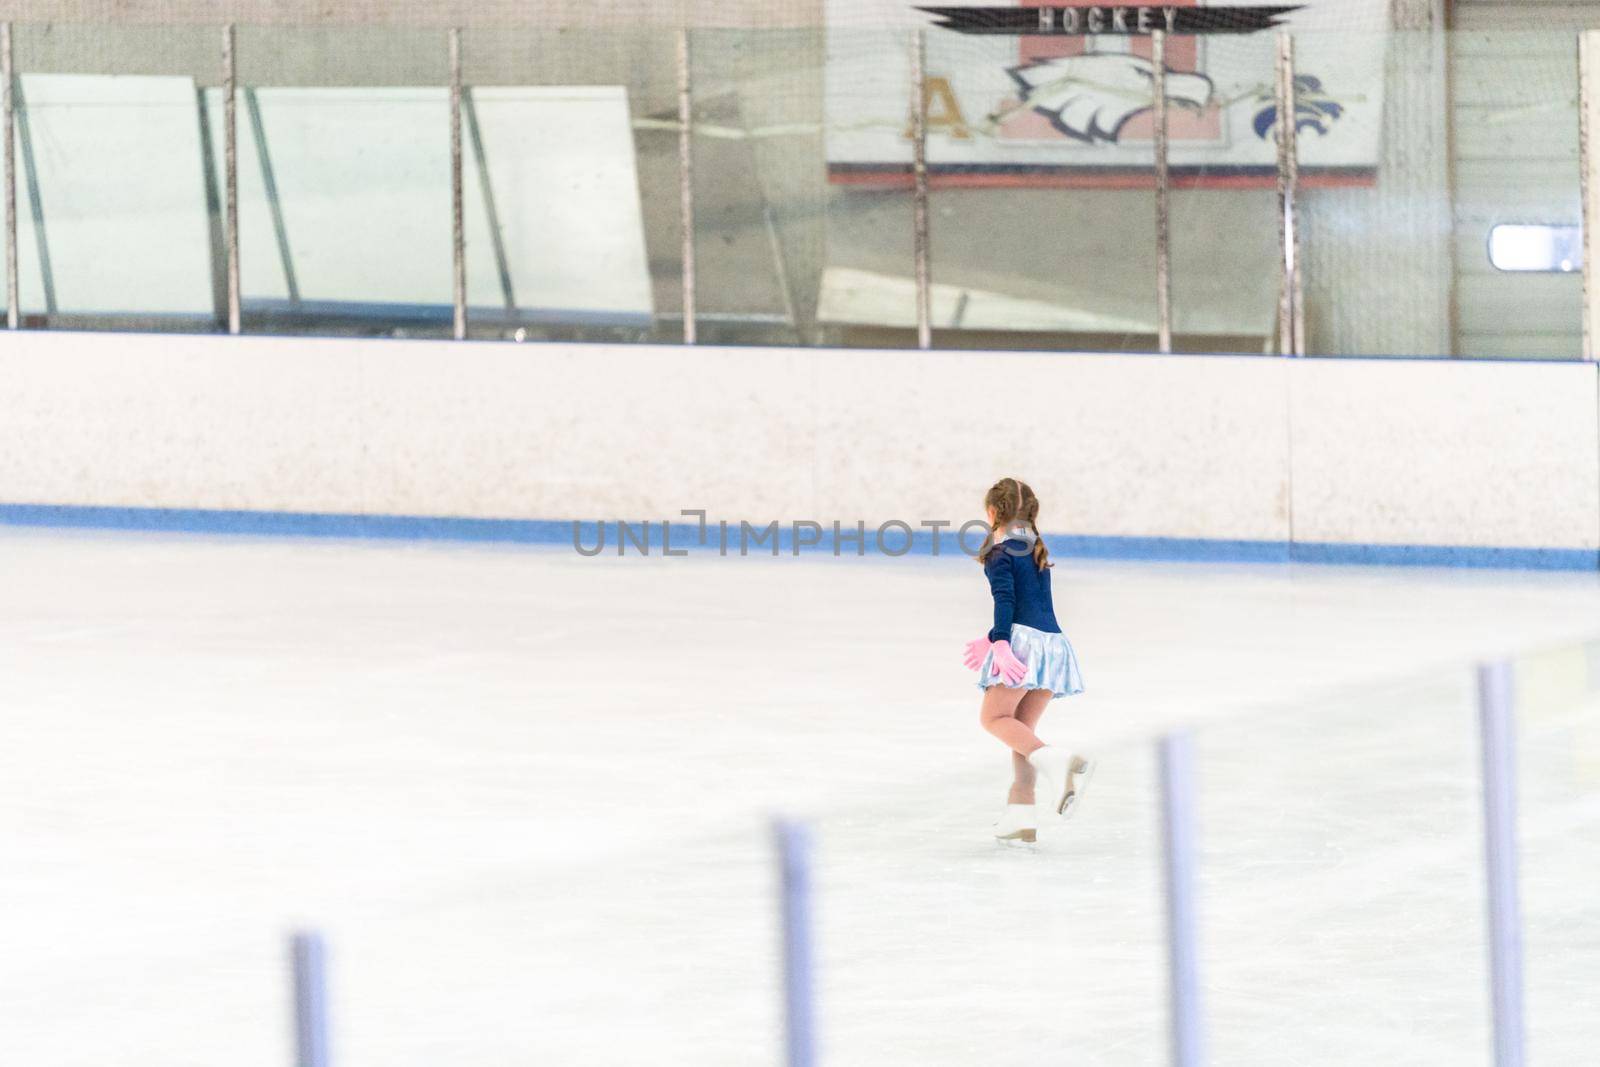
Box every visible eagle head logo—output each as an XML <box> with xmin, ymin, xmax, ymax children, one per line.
<box><xmin>1252</xmin><ymin>74</ymin><xmax>1345</xmax><ymax>139</ymax></box>
<box><xmin>998</xmin><ymin>53</ymin><xmax>1215</xmax><ymax>143</ymax></box>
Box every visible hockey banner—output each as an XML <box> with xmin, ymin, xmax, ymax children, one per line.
<box><xmin>919</xmin><ymin>5</ymin><xmax>1301</xmax><ymax>35</ymax></box>
<box><xmin>826</xmin><ymin>0</ymin><xmax>1386</xmax><ymax>188</ymax></box>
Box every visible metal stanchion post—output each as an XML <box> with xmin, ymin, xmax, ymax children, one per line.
<box><xmin>1274</xmin><ymin>31</ymin><xmax>1300</xmax><ymax>357</ymax></box>
<box><xmin>1153</xmin><ymin>29</ymin><xmax>1173</xmax><ymax>355</ymax></box>
<box><xmin>677</xmin><ymin>28</ymin><xmax>697</xmax><ymax>345</ymax></box>
<box><xmin>223</xmin><ymin>24</ymin><xmax>240</xmax><ymax>335</ymax></box>
<box><xmin>910</xmin><ymin>29</ymin><xmax>931</xmax><ymax>351</ymax></box>
<box><xmin>449</xmin><ymin>28</ymin><xmax>466</xmax><ymax>341</ymax></box>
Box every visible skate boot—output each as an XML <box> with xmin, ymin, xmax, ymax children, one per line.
<box><xmin>993</xmin><ymin>802</ymin><xmax>1037</xmax><ymax>844</ymax></box>
<box><xmin>1027</xmin><ymin>746</ymin><xmax>1096</xmax><ymax>817</ymax></box>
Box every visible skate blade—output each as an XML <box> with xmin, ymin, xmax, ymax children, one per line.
<box><xmin>1057</xmin><ymin>757</ymin><xmax>1095</xmax><ymax>818</ymax></box>
<box><xmin>995</xmin><ymin>828</ymin><xmax>1037</xmax><ymax>844</ymax></box>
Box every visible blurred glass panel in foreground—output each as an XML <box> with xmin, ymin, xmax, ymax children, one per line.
<box><xmin>1513</xmin><ymin>638</ymin><xmax>1600</xmax><ymax>1063</ymax></box>
<box><xmin>1198</xmin><ymin>669</ymin><xmax>1491</xmax><ymax>1062</ymax></box>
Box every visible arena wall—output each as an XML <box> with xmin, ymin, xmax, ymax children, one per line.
<box><xmin>1</xmin><ymin>332</ymin><xmax>1595</xmax><ymax>566</ymax></box>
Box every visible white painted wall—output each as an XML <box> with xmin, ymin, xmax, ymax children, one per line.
<box><xmin>0</xmin><ymin>331</ymin><xmax>1594</xmax><ymax>552</ymax></box>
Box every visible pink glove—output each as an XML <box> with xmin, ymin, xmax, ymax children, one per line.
<box><xmin>988</xmin><ymin>640</ymin><xmax>1028</xmax><ymax>686</ymax></box>
<box><xmin>962</xmin><ymin>636</ymin><xmax>991</xmax><ymax>671</ymax></box>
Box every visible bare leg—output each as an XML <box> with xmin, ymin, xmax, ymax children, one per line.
<box><xmin>1007</xmin><ymin>689</ymin><xmax>1054</xmax><ymax>804</ymax></box>
<box><xmin>980</xmin><ymin>685</ymin><xmax>1043</xmax><ymax>758</ymax></box>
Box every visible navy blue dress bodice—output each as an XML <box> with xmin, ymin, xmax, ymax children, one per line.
<box><xmin>984</xmin><ymin>538</ymin><xmax>1061</xmax><ymax>642</ymax></box>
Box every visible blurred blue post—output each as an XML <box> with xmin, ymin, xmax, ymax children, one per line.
<box><xmin>1159</xmin><ymin>731</ymin><xmax>1204</xmax><ymax>1067</ymax></box>
<box><xmin>774</xmin><ymin>819</ymin><xmax>816</xmax><ymax>1067</ymax></box>
<box><xmin>291</xmin><ymin>930</ymin><xmax>331</xmax><ymax>1067</ymax></box>
<box><xmin>1478</xmin><ymin>661</ymin><xmax>1525</xmax><ymax>1067</ymax></box>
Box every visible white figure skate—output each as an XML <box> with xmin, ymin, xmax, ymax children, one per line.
<box><xmin>1028</xmin><ymin>746</ymin><xmax>1096</xmax><ymax>817</ymax></box>
<box><xmin>993</xmin><ymin>802</ymin><xmax>1037</xmax><ymax>844</ymax></box>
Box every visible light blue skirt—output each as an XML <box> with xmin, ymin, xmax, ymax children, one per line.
<box><xmin>976</xmin><ymin>623</ymin><xmax>1085</xmax><ymax>699</ymax></box>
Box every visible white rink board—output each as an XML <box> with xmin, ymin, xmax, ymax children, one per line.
<box><xmin>1291</xmin><ymin>358</ymin><xmax>1600</xmax><ymax>550</ymax></box>
<box><xmin>0</xmin><ymin>331</ymin><xmax>1596</xmax><ymax>552</ymax></box>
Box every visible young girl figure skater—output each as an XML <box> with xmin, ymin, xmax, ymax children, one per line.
<box><xmin>963</xmin><ymin>478</ymin><xmax>1091</xmax><ymax>844</ymax></box>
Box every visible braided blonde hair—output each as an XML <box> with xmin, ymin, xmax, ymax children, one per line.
<box><xmin>977</xmin><ymin>477</ymin><xmax>1051</xmax><ymax>570</ymax></box>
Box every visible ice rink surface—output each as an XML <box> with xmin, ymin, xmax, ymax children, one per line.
<box><xmin>4</xmin><ymin>528</ymin><xmax>1599</xmax><ymax>1066</ymax></box>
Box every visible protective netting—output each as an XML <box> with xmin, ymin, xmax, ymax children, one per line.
<box><xmin>1</xmin><ymin>2</ymin><xmax>1590</xmax><ymax>357</ymax></box>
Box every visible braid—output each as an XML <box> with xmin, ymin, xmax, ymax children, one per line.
<box><xmin>1020</xmin><ymin>481</ymin><xmax>1051</xmax><ymax>570</ymax></box>
<box><xmin>980</xmin><ymin>477</ymin><xmax>1052</xmax><ymax>569</ymax></box>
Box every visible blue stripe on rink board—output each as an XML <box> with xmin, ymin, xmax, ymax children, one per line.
<box><xmin>1048</xmin><ymin>535</ymin><xmax>1292</xmax><ymax>564</ymax></box>
<box><xmin>0</xmin><ymin>503</ymin><xmax>1596</xmax><ymax>571</ymax></box>
<box><xmin>0</xmin><ymin>503</ymin><xmax>576</xmax><ymax>544</ymax></box>
<box><xmin>1289</xmin><ymin>541</ymin><xmax>1600</xmax><ymax>571</ymax></box>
